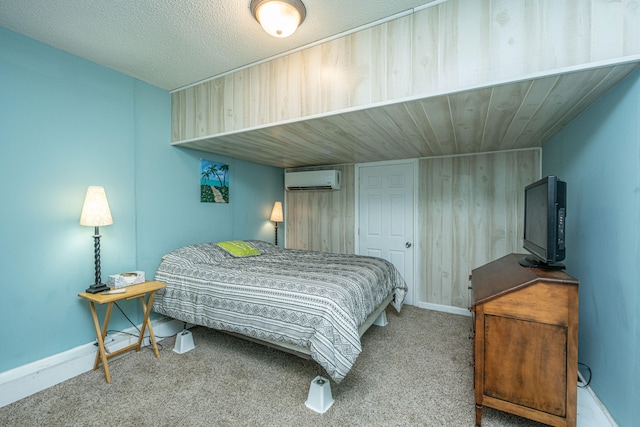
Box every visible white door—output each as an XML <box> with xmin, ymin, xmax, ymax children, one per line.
<box><xmin>358</xmin><ymin>162</ymin><xmax>415</xmax><ymax>305</ymax></box>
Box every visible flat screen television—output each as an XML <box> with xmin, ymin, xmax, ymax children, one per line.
<box><xmin>518</xmin><ymin>175</ymin><xmax>567</xmax><ymax>269</ymax></box>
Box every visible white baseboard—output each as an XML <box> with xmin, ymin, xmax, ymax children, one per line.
<box><xmin>577</xmin><ymin>371</ymin><xmax>618</xmax><ymax>427</ymax></box>
<box><xmin>0</xmin><ymin>316</ymin><xmax>185</xmax><ymax>408</ymax></box>
<box><xmin>417</xmin><ymin>301</ymin><xmax>472</xmax><ymax>317</ymax></box>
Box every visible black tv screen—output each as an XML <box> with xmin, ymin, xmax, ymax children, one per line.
<box><xmin>519</xmin><ymin>176</ymin><xmax>567</xmax><ymax>269</ymax></box>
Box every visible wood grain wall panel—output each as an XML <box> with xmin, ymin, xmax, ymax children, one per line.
<box><xmin>268</xmin><ymin>58</ymin><xmax>282</xmax><ymax>123</ymax></box>
<box><xmin>421</xmin><ymin>156</ymin><xmax>453</xmax><ymax>305</ymax></box>
<box><xmin>190</xmin><ymin>84</ymin><xmax>203</xmax><ymax>138</ymax></box>
<box><xmin>489</xmin><ymin>1</ymin><xmax>534</xmax><ymax>80</ymax></box>
<box><xmin>171</xmin><ymin>90</ymin><xmax>185</xmax><ymax>141</ymax></box>
<box><xmin>208</xmin><ymin>78</ymin><xmax>225</xmax><ymax>137</ymax></box>
<box><xmin>592</xmin><ymin>0</ymin><xmax>624</xmax><ymax>60</ymax></box>
<box><xmin>361</xmin><ymin>108</ymin><xmax>418</xmax><ymax>158</ymax></box>
<box><xmin>172</xmin><ymin>0</ymin><xmax>640</xmax><ymax>165</ymax></box>
<box><xmin>512</xmin><ymin>66</ymin><xmax>629</xmax><ymax>149</ymax></box>
<box><xmin>435</xmin><ymin>0</ymin><xmax>460</xmax><ymax>92</ymax></box>
<box><xmin>285</xmin><ymin>165</ymin><xmax>355</xmax><ymax>254</ymax></box>
<box><xmin>454</xmin><ymin>0</ymin><xmax>490</xmax><ymax>88</ymax></box>
<box><xmin>513</xmin><ymin>69</ymin><xmax>609</xmax><ymax>148</ymax></box>
<box><xmin>300</xmin><ymin>46</ymin><xmax>322</xmax><ymax>117</ymax></box>
<box><xmin>489</xmin><ymin>154</ymin><xmax>509</xmax><ymax>258</ymax></box>
<box><xmin>348</xmin><ymin>29</ymin><xmax>373</xmax><ymax>108</ymax></box>
<box><xmin>173</xmin><ymin>61</ymin><xmax>636</xmax><ymax>170</ymax></box>
<box><xmin>624</xmin><ymin>0</ymin><xmax>640</xmax><ymax>54</ymax></box>
<box><xmin>543</xmin><ymin>0</ymin><xmax>590</xmax><ymax>69</ymax></box>
<box><xmin>469</xmin><ymin>154</ymin><xmax>492</xmax><ymax>267</ymax></box>
<box><xmin>223</xmin><ymin>74</ymin><xmax>236</xmax><ymax>131</ymax></box>
<box><xmin>298</xmin><ymin>118</ymin><xmax>361</xmax><ymax>162</ymax></box>
<box><xmin>286</xmin><ymin>52</ymin><xmax>303</xmax><ymax>121</ymax></box>
<box><xmin>418</xmin><ymin>149</ymin><xmax>540</xmax><ymax>309</ymax></box>
<box><xmin>402</xmin><ymin>101</ymin><xmax>443</xmax><ymax>156</ymax></box>
<box><xmin>232</xmin><ymin>69</ymin><xmax>251</xmax><ymax>130</ymax></box>
<box><xmin>250</xmin><ymin>62</ymin><xmax>271</xmax><ymax>126</ymax></box>
<box><xmin>450</xmin><ymin>155</ymin><xmax>472</xmax><ymax>308</ymax></box>
<box><xmin>320</xmin><ymin>38</ymin><xmax>351</xmax><ymax>113</ymax></box>
<box><xmin>480</xmin><ymin>81</ymin><xmax>531</xmax><ymax>152</ymax></box>
<box><xmin>386</xmin><ymin>15</ymin><xmax>413</xmax><ymax>100</ymax></box>
<box><xmin>369</xmin><ymin>24</ymin><xmax>388</xmax><ymax>104</ymax></box>
<box><xmin>381</xmin><ymin>103</ymin><xmax>432</xmax><ymax>157</ymax></box>
<box><xmin>411</xmin><ymin>5</ymin><xmax>440</xmax><ymax>94</ymax></box>
<box><xmin>449</xmin><ymin>88</ymin><xmax>492</xmax><ymax>154</ymax></box>
<box><xmin>181</xmin><ymin>87</ymin><xmax>196</xmax><ymax>140</ymax></box>
<box><xmin>540</xmin><ymin>63</ymin><xmax>639</xmax><ymax>141</ymax></box>
<box><xmin>499</xmin><ymin>76</ymin><xmax>557</xmax><ymax>150</ymax></box>
<box><xmin>418</xmin><ymin>97</ymin><xmax>457</xmax><ymax>155</ymax></box>
<box><xmin>279</xmin><ymin>59</ymin><xmax>291</xmax><ymax>122</ymax></box>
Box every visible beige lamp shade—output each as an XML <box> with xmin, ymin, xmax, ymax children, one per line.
<box><xmin>251</xmin><ymin>0</ymin><xmax>306</xmax><ymax>38</ymax></box>
<box><xmin>80</xmin><ymin>186</ymin><xmax>113</xmax><ymax>227</ymax></box>
<box><xmin>270</xmin><ymin>201</ymin><xmax>284</xmax><ymax>222</ymax></box>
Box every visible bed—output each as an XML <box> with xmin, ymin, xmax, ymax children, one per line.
<box><xmin>152</xmin><ymin>240</ymin><xmax>407</xmax><ymax>383</ymax></box>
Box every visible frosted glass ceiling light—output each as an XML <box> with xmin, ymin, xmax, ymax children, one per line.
<box><xmin>251</xmin><ymin>0</ymin><xmax>307</xmax><ymax>38</ymax></box>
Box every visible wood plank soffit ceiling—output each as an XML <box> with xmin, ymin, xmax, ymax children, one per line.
<box><xmin>171</xmin><ymin>0</ymin><xmax>640</xmax><ymax>169</ymax></box>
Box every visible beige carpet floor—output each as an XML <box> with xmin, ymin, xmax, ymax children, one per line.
<box><xmin>0</xmin><ymin>306</ymin><xmax>546</xmax><ymax>426</ymax></box>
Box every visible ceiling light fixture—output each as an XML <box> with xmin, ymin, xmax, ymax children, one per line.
<box><xmin>250</xmin><ymin>0</ymin><xmax>307</xmax><ymax>38</ymax></box>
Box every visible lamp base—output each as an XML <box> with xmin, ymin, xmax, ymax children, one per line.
<box><xmin>86</xmin><ymin>283</ymin><xmax>109</xmax><ymax>294</ymax></box>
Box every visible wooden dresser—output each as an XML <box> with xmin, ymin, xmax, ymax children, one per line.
<box><xmin>470</xmin><ymin>254</ymin><xmax>579</xmax><ymax>427</ymax></box>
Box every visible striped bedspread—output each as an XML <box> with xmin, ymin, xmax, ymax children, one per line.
<box><xmin>152</xmin><ymin>240</ymin><xmax>406</xmax><ymax>382</ymax></box>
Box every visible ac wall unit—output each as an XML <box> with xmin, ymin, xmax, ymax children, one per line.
<box><xmin>285</xmin><ymin>170</ymin><xmax>341</xmax><ymax>191</ymax></box>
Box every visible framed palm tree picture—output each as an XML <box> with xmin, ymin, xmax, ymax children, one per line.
<box><xmin>200</xmin><ymin>159</ymin><xmax>229</xmax><ymax>203</ymax></box>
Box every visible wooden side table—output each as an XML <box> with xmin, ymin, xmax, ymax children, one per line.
<box><xmin>78</xmin><ymin>280</ymin><xmax>166</xmax><ymax>383</ymax></box>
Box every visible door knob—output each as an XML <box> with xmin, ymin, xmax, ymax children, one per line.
<box><xmin>405</xmin><ymin>242</ymin><xmax>412</xmax><ymax>248</ymax></box>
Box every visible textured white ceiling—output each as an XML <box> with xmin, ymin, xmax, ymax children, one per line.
<box><xmin>0</xmin><ymin>0</ymin><xmax>439</xmax><ymax>91</ymax></box>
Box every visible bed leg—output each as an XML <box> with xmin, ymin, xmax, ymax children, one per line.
<box><xmin>305</xmin><ymin>376</ymin><xmax>334</xmax><ymax>413</ymax></box>
<box><xmin>373</xmin><ymin>311</ymin><xmax>388</xmax><ymax>327</ymax></box>
<box><xmin>173</xmin><ymin>324</ymin><xmax>195</xmax><ymax>354</ymax></box>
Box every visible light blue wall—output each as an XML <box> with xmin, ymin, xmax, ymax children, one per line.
<box><xmin>542</xmin><ymin>68</ymin><xmax>640</xmax><ymax>426</ymax></box>
<box><xmin>0</xmin><ymin>28</ymin><xmax>284</xmax><ymax>373</ymax></box>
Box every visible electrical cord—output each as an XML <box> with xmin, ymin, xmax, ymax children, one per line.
<box><xmin>578</xmin><ymin>362</ymin><xmax>592</xmax><ymax>388</ymax></box>
<box><xmin>113</xmin><ymin>301</ymin><xmax>140</xmax><ymax>333</ymax></box>
<box><xmin>98</xmin><ymin>301</ymin><xmax>167</xmax><ymax>352</ymax></box>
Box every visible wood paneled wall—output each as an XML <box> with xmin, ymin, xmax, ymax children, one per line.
<box><xmin>285</xmin><ymin>149</ymin><xmax>540</xmax><ymax>310</ymax></box>
<box><xmin>285</xmin><ymin>165</ymin><xmax>355</xmax><ymax>254</ymax></box>
<box><xmin>172</xmin><ymin>0</ymin><xmax>640</xmax><ymax>143</ymax></box>
<box><xmin>419</xmin><ymin>150</ymin><xmax>540</xmax><ymax>309</ymax></box>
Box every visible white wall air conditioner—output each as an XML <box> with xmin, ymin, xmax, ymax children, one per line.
<box><xmin>285</xmin><ymin>170</ymin><xmax>341</xmax><ymax>191</ymax></box>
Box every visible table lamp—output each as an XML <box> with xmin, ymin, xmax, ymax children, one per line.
<box><xmin>80</xmin><ymin>186</ymin><xmax>113</xmax><ymax>293</ymax></box>
<box><xmin>270</xmin><ymin>201</ymin><xmax>283</xmax><ymax>246</ymax></box>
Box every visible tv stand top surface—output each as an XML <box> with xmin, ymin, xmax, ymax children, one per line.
<box><xmin>518</xmin><ymin>255</ymin><xmax>565</xmax><ymax>270</ymax></box>
<box><xmin>471</xmin><ymin>253</ymin><xmax>578</xmax><ymax>306</ymax></box>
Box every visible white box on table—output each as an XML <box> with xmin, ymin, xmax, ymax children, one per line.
<box><xmin>107</xmin><ymin>271</ymin><xmax>145</xmax><ymax>288</ymax></box>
